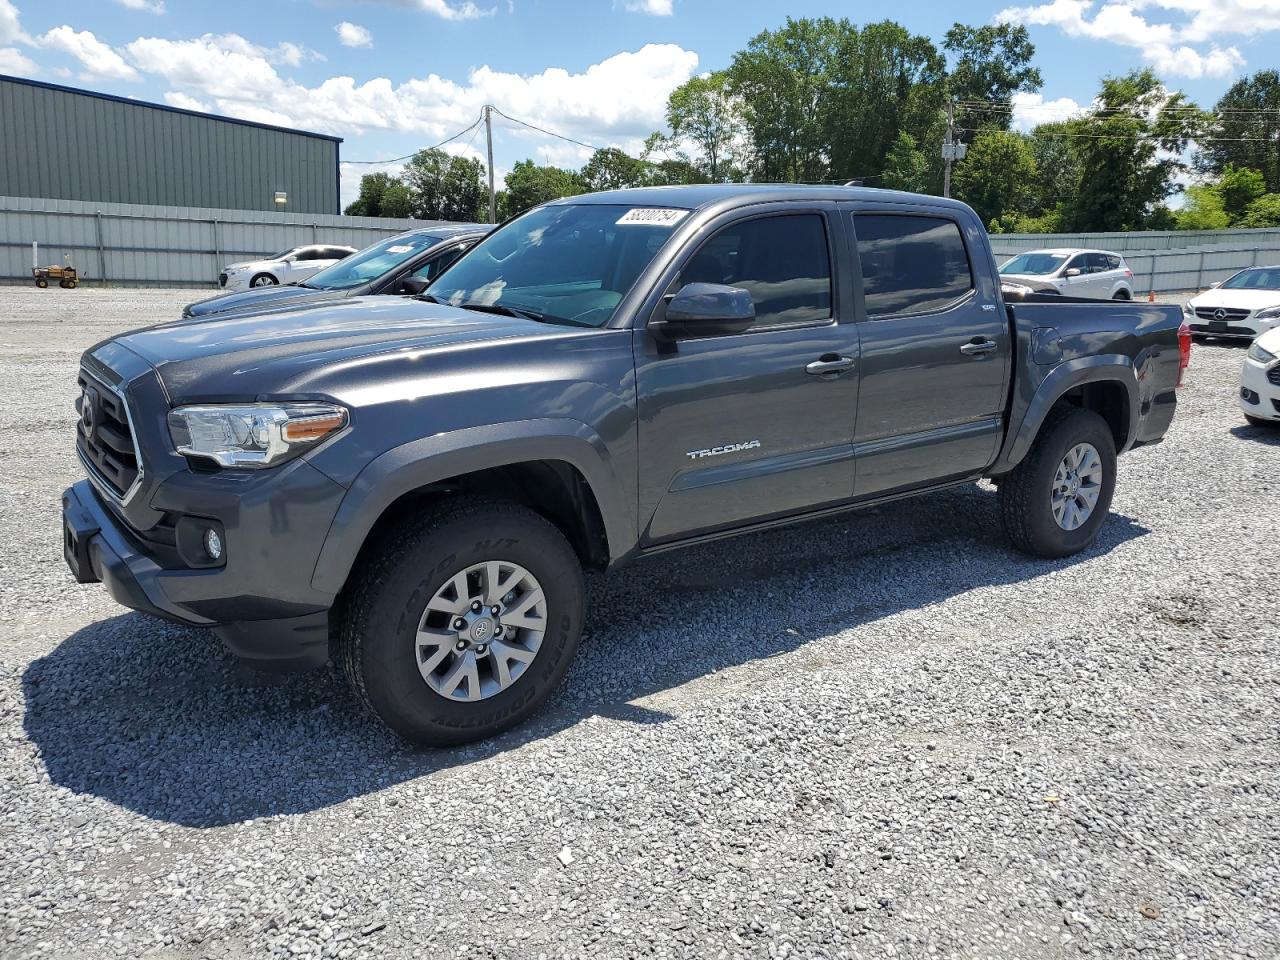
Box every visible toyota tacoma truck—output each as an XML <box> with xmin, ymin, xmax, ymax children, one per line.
<box><xmin>62</xmin><ymin>185</ymin><xmax>1191</xmax><ymax>745</ymax></box>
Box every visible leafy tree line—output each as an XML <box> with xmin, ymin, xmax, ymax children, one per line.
<box><xmin>346</xmin><ymin>20</ymin><xmax>1280</xmax><ymax>234</ymax></box>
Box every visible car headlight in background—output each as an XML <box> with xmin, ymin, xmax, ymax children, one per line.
<box><xmin>1181</xmin><ymin>301</ymin><xmax>1195</xmax><ymax>318</ymax></box>
<box><xmin>1254</xmin><ymin>305</ymin><xmax>1280</xmax><ymax>320</ymax></box>
<box><xmin>1246</xmin><ymin>342</ymin><xmax>1277</xmax><ymax>365</ymax></box>
<box><xmin>167</xmin><ymin>403</ymin><xmax>348</xmax><ymax>468</ymax></box>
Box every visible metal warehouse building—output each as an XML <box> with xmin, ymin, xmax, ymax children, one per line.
<box><xmin>0</xmin><ymin>75</ymin><xmax>341</xmax><ymax>214</ymax></box>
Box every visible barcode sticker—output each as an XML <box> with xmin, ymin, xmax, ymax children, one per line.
<box><xmin>616</xmin><ymin>208</ymin><xmax>689</xmax><ymax>226</ymax></box>
<box><xmin>386</xmin><ymin>245</ymin><xmax>414</xmax><ymax>254</ymax></box>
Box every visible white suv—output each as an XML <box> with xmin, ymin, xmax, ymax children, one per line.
<box><xmin>999</xmin><ymin>248</ymin><xmax>1135</xmax><ymax>300</ymax></box>
<box><xmin>218</xmin><ymin>244</ymin><xmax>356</xmax><ymax>291</ymax></box>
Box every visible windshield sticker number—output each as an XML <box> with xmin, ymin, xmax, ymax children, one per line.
<box><xmin>616</xmin><ymin>208</ymin><xmax>689</xmax><ymax>227</ymax></box>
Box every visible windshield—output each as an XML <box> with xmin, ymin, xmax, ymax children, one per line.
<box><xmin>428</xmin><ymin>203</ymin><xmax>685</xmax><ymax>327</ymax></box>
<box><xmin>1220</xmin><ymin>267</ymin><xmax>1280</xmax><ymax>291</ymax></box>
<box><xmin>1000</xmin><ymin>252</ymin><xmax>1069</xmax><ymax>276</ymax></box>
<box><xmin>305</xmin><ymin>233</ymin><xmax>442</xmax><ymax>290</ymax></box>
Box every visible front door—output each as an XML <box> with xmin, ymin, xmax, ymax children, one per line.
<box><xmin>634</xmin><ymin>208</ymin><xmax>860</xmax><ymax>544</ymax></box>
<box><xmin>842</xmin><ymin>207</ymin><xmax>1011</xmax><ymax>497</ymax></box>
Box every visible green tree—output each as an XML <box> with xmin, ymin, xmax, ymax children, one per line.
<box><xmin>661</xmin><ymin>72</ymin><xmax>742</xmax><ymax>181</ymax></box>
<box><xmin>944</xmin><ymin>22</ymin><xmax>1043</xmax><ymax>134</ymax></box>
<box><xmin>1059</xmin><ymin>70</ymin><xmax>1205</xmax><ymax>232</ymax></box>
<box><xmin>726</xmin><ymin>17</ymin><xmax>844</xmax><ymax>182</ymax></box>
<box><xmin>1218</xmin><ymin>165</ymin><xmax>1266</xmax><ymax>223</ymax></box>
<box><xmin>499</xmin><ymin>160</ymin><xmax>584</xmax><ymax>219</ymax></box>
<box><xmin>879</xmin><ymin>131</ymin><xmax>930</xmax><ymax>192</ymax></box>
<box><xmin>344</xmin><ymin>172</ymin><xmax>400</xmax><ymax>217</ymax></box>
<box><xmin>1198</xmin><ymin>70</ymin><xmax>1280</xmax><ymax>193</ymax></box>
<box><xmin>379</xmin><ymin>182</ymin><xmax>415</xmax><ymax>219</ymax></box>
<box><xmin>402</xmin><ymin>149</ymin><xmax>488</xmax><ymax>222</ymax></box>
<box><xmin>827</xmin><ymin>20</ymin><xmax>947</xmax><ymax>189</ymax></box>
<box><xmin>952</xmin><ymin>130</ymin><xmax>1037</xmax><ymax>227</ymax></box>
<box><xmin>580</xmin><ymin>148</ymin><xmax>648</xmax><ymax>192</ymax></box>
<box><xmin>1241</xmin><ymin>193</ymin><xmax>1280</xmax><ymax>227</ymax></box>
<box><xmin>1175</xmin><ymin>185</ymin><xmax>1230</xmax><ymax>230</ymax></box>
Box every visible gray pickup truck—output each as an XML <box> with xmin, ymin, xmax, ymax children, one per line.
<box><xmin>62</xmin><ymin>185</ymin><xmax>1190</xmax><ymax>745</ymax></box>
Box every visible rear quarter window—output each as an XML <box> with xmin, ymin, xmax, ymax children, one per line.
<box><xmin>853</xmin><ymin>215</ymin><xmax>973</xmax><ymax>317</ymax></box>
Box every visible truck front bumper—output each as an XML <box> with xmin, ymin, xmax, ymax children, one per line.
<box><xmin>62</xmin><ymin>473</ymin><xmax>340</xmax><ymax>671</ymax></box>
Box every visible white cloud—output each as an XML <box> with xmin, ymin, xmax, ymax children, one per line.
<box><xmin>356</xmin><ymin>0</ymin><xmax>492</xmax><ymax>21</ymax></box>
<box><xmin>123</xmin><ymin>33</ymin><xmax>698</xmax><ymax>151</ymax></box>
<box><xmin>997</xmin><ymin>0</ymin><xmax>1250</xmax><ymax>78</ymax></box>
<box><xmin>336</xmin><ymin>21</ymin><xmax>373</xmax><ymax>48</ymax></box>
<box><xmin>0</xmin><ymin>45</ymin><xmax>35</xmax><ymax>73</ymax></box>
<box><xmin>1009</xmin><ymin>91</ymin><xmax>1085</xmax><ymax>131</ymax></box>
<box><xmin>162</xmin><ymin>90</ymin><xmax>211</xmax><ymax>112</ymax></box>
<box><xmin>0</xmin><ymin>0</ymin><xmax>27</xmax><ymax>45</ymax></box>
<box><xmin>621</xmin><ymin>0</ymin><xmax>674</xmax><ymax>14</ymax></box>
<box><xmin>38</xmin><ymin>26</ymin><xmax>139</xmax><ymax>81</ymax></box>
<box><xmin>114</xmin><ymin>0</ymin><xmax>166</xmax><ymax>13</ymax></box>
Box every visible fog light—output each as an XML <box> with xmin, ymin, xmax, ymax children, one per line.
<box><xmin>203</xmin><ymin>527</ymin><xmax>223</xmax><ymax>561</ymax></box>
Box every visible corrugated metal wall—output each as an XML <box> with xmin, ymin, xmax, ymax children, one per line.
<box><xmin>0</xmin><ymin>76</ymin><xmax>339</xmax><ymax>214</ymax></box>
<box><xmin>989</xmin><ymin>234</ymin><xmax>1280</xmax><ymax>294</ymax></box>
<box><xmin>0</xmin><ymin>195</ymin><xmax>448</xmax><ymax>286</ymax></box>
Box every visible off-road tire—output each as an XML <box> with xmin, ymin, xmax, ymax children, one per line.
<box><xmin>999</xmin><ymin>407</ymin><xmax>1117</xmax><ymax>559</ymax></box>
<box><xmin>337</xmin><ymin>497</ymin><xmax>585</xmax><ymax>746</ymax></box>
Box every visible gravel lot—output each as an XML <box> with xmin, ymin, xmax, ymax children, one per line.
<box><xmin>1</xmin><ymin>286</ymin><xmax>1278</xmax><ymax>960</ymax></box>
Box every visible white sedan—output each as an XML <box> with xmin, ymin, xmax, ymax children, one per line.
<box><xmin>218</xmin><ymin>244</ymin><xmax>356</xmax><ymax>292</ymax></box>
<box><xmin>998</xmin><ymin>248</ymin><xmax>1135</xmax><ymax>300</ymax></box>
<box><xmin>1184</xmin><ymin>265</ymin><xmax>1280</xmax><ymax>342</ymax></box>
<box><xmin>1240</xmin><ymin>326</ymin><xmax>1280</xmax><ymax>428</ymax></box>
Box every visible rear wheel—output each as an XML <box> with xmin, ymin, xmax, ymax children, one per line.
<box><xmin>338</xmin><ymin>498</ymin><xmax>585</xmax><ymax>745</ymax></box>
<box><xmin>251</xmin><ymin>273</ymin><xmax>278</xmax><ymax>287</ymax></box>
<box><xmin>999</xmin><ymin>407</ymin><xmax>1117</xmax><ymax>558</ymax></box>
<box><xmin>1112</xmin><ymin>290</ymin><xmax>1130</xmax><ymax>300</ymax></box>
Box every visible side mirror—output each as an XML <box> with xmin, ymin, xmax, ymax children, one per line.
<box><xmin>651</xmin><ymin>283</ymin><xmax>755</xmax><ymax>340</ymax></box>
<box><xmin>1209</xmin><ymin>281</ymin><xmax>1221</xmax><ymax>288</ymax></box>
<box><xmin>401</xmin><ymin>276</ymin><xmax>430</xmax><ymax>296</ymax></box>
<box><xmin>1064</xmin><ymin>267</ymin><xmax>1081</xmax><ymax>278</ymax></box>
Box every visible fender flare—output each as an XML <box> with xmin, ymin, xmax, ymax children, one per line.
<box><xmin>999</xmin><ymin>355</ymin><xmax>1140</xmax><ymax>470</ymax></box>
<box><xmin>309</xmin><ymin>418</ymin><xmax>633</xmax><ymax>595</ymax></box>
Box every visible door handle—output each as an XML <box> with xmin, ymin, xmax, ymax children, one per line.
<box><xmin>805</xmin><ymin>356</ymin><xmax>856</xmax><ymax>377</ymax></box>
<box><xmin>959</xmin><ymin>339</ymin><xmax>998</xmax><ymax>357</ymax></box>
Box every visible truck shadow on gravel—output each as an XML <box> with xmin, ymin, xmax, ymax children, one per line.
<box><xmin>24</xmin><ymin>482</ymin><xmax>1148</xmax><ymax>827</ymax></box>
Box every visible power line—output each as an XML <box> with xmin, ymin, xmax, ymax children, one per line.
<box><xmin>343</xmin><ymin>114</ymin><xmax>485</xmax><ymax>165</ymax></box>
<box><xmin>488</xmin><ymin>106</ymin><xmax>612</xmax><ymax>154</ymax></box>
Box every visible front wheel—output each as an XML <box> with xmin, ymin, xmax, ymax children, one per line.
<box><xmin>338</xmin><ymin>498</ymin><xmax>585</xmax><ymax>745</ymax></box>
<box><xmin>251</xmin><ymin>273</ymin><xmax>278</xmax><ymax>287</ymax></box>
<box><xmin>998</xmin><ymin>407</ymin><xmax>1117</xmax><ymax>559</ymax></box>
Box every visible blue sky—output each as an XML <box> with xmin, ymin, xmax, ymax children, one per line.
<box><xmin>1</xmin><ymin>0</ymin><xmax>1277</xmax><ymax>206</ymax></box>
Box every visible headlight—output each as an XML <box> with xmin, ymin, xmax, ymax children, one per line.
<box><xmin>1254</xmin><ymin>305</ymin><xmax>1280</xmax><ymax>320</ymax></box>
<box><xmin>1247</xmin><ymin>342</ymin><xmax>1277</xmax><ymax>364</ymax></box>
<box><xmin>1181</xmin><ymin>301</ymin><xmax>1195</xmax><ymax>317</ymax></box>
<box><xmin>167</xmin><ymin>403</ymin><xmax>348</xmax><ymax>468</ymax></box>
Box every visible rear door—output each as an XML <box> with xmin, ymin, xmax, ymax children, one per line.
<box><xmin>633</xmin><ymin>205</ymin><xmax>860</xmax><ymax>543</ymax></box>
<box><xmin>841</xmin><ymin>205</ymin><xmax>1011</xmax><ymax>497</ymax></box>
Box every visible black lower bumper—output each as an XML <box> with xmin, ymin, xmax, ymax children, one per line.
<box><xmin>62</xmin><ymin>481</ymin><xmax>332</xmax><ymax>671</ymax></box>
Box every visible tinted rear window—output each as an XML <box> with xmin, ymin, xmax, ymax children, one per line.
<box><xmin>854</xmin><ymin>215</ymin><xmax>973</xmax><ymax>317</ymax></box>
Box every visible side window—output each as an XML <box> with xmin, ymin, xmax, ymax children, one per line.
<box><xmin>853</xmin><ymin>215</ymin><xmax>973</xmax><ymax>317</ymax></box>
<box><xmin>323</xmin><ymin>247</ymin><xmax>351</xmax><ymax>261</ymax></box>
<box><xmin>411</xmin><ymin>246</ymin><xmax>465</xmax><ymax>282</ymax></box>
<box><xmin>680</xmin><ymin>214</ymin><xmax>832</xmax><ymax>329</ymax></box>
<box><xmin>1086</xmin><ymin>252</ymin><xmax>1109</xmax><ymax>274</ymax></box>
<box><xmin>1107</xmin><ymin>255</ymin><xmax>1122</xmax><ymax>270</ymax></box>
<box><xmin>295</xmin><ymin>247</ymin><xmax>322</xmax><ymax>262</ymax></box>
<box><xmin>1062</xmin><ymin>254</ymin><xmax>1087</xmax><ymax>275</ymax></box>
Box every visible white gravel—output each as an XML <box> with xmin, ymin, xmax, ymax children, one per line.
<box><xmin>1</xmin><ymin>286</ymin><xmax>1278</xmax><ymax>959</ymax></box>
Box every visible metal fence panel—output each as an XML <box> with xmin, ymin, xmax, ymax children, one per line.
<box><xmin>0</xmin><ymin>194</ymin><xmax>449</xmax><ymax>286</ymax></box>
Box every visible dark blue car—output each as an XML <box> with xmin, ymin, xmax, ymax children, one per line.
<box><xmin>182</xmin><ymin>224</ymin><xmax>491</xmax><ymax>318</ymax></box>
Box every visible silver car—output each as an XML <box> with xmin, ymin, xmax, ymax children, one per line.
<box><xmin>999</xmin><ymin>248</ymin><xmax>1135</xmax><ymax>300</ymax></box>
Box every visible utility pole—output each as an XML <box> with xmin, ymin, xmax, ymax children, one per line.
<box><xmin>943</xmin><ymin>100</ymin><xmax>954</xmax><ymax>199</ymax></box>
<box><xmin>484</xmin><ymin>104</ymin><xmax>497</xmax><ymax>224</ymax></box>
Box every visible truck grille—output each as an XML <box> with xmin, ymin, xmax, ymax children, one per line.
<box><xmin>218</xmin><ymin>272</ymin><xmax>228</xmax><ymax>287</ymax></box>
<box><xmin>76</xmin><ymin>366</ymin><xmax>141</xmax><ymax>499</ymax></box>
<box><xmin>1194</xmin><ymin>306</ymin><xmax>1251</xmax><ymax>321</ymax></box>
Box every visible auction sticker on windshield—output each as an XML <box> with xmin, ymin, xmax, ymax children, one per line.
<box><xmin>386</xmin><ymin>245</ymin><xmax>414</xmax><ymax>254</ymax></box>
<box><xmin>616</xmin><ymin>208</ymin><xmax>689</xmax><ymax>226</ymax></box>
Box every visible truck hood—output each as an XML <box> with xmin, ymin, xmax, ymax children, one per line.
<box><xmin>1188</xmin><ymin>288</ymin><xmax>1280</xmax><ymax>313</ymax></box>
<box><xmin>184</xmin><ymin>284</ymin><xmax>351</xmax><ymax>318</ymax></box>
<box><xmin>112</xmin><ymin>296</ymin><xmax>571</xmax><ymax>402</ymax></box>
